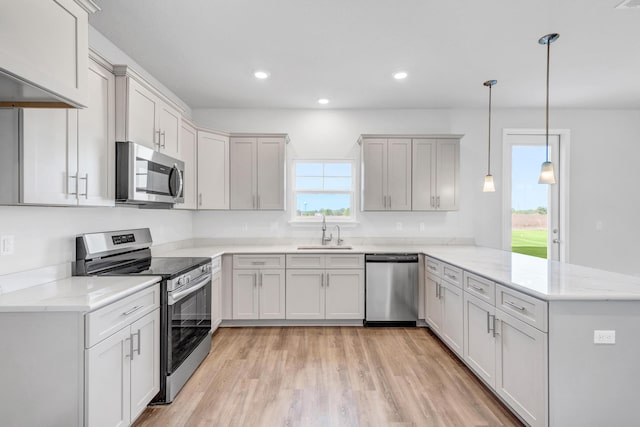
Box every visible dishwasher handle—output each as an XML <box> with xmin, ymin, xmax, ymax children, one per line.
<box><xmin>365</xmin><ymin>254</ymin><xmax>419</xmax><ymax>263</ymax></box>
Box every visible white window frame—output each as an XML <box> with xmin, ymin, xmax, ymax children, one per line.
<box><xmin>290</xmin><ymin>159</ymin><xmax>357</xmax><ymax>224</ymax></box>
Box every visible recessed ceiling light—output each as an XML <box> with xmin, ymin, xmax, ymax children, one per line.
<box><xmin>254</xmin><ymin>70</ymin><xmax>270</xmax><ymax>79</ymax></box>
<box><xmin>318</xmin><ymin>98</ymin><xmax>330</xmax><ymax>105</ymax></box>
<box><xmin>393</xmin><ymin>71</ymin><xmax>408</xmax><ymax>80</ymax></box>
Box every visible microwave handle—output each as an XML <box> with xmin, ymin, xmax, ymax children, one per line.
<box><xmin>170</xmin><ymin>164</ymin><xmax>184</xmax><ymax>199</ymax></box>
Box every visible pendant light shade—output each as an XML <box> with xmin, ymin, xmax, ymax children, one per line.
<box><xmin>483</xmin><ymin>80</ymin><xmax>497</xmax><ymax>192</ymax></box>
<box><xmin>538</xmin><ymin>33</ymin><xmax>559</xmax><ymax>185</ymax></box>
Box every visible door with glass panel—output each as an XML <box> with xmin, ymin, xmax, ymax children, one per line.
<box><xmin>504</xmin><ymin>133</ymin><xmax>560</xmax><ymax>261</ymax></box>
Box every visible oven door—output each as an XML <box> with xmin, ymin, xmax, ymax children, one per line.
<box><xmin>167</xmin><ymin>274</ymin><xmax>211</xmax><ymax>373</ymax></box>
<box><xmin>116</xmin><ymin>141</ymin><xmax>185</xmax><ymax>205</ymax></box>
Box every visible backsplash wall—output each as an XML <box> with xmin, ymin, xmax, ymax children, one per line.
<box><xmin>0</xmin><ymin>206</ymin><xmax>192</xmax><ymax>275</ymax></box>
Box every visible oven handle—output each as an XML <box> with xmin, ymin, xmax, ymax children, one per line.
<box><xmin>168</xmin><ymin>274</ymin><xmax>211</xmax><ymax>305</ymax></box>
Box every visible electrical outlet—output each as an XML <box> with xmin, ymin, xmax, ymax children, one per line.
<box><xmin>242</xmin><ymin>223</ymin><xmax>249</xmax><ymax>232</ymax></box>
<box><xmin>596</xmin><ymin>221</ymin><xmax>603</xmax><ymax>231</ymax></box>
<box><xmin>396</xmin><ymin>222</ymin><xmax>403</xmax><ymax>231</ymax></box>
<box><xmin>594</xmin><ymin>330</ymin><xmax>616</xmax><ymax>344</ymax></box>
<box><xmin>419</xmin><ymin>222</ymin><xmax>425</xmax><ymax>232</ymax></box>
<box><xmin>1</xmin><ymin>235</ymin><xmax>15</xmax><ymax>256</ymax></box>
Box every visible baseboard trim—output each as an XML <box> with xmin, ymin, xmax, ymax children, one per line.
<box><xmin>221</xmin><ymin>319</ymin><xmax>364</xmax><ymax>327</ymax></box>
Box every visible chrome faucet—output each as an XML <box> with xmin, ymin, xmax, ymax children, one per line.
<box><xmin>333</xmin><ymin>225</ymin><xmax>343</xmax><ymax>246</ymax></box>
<box><xmin>320</xmin><ymin>214</ymin><xmax>332</xmax><ymax>245</ymax></box>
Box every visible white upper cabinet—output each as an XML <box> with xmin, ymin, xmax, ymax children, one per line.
<box><xmin>20</xmin><ymin>57</ymin><xmax>116</xmax><ymax>207</ymax></box>
<box><xmin>229</xmin><ymin>135</ymin><xmax>286</xmax><ymax>210</ymax></box>
<box><xmin>412</xmin><ymin>138</ymin><xmax>460</xmax><ymax>211</ymax></box>
<box><xmin>361</xmin><ymin>138</ymin><xmax>411</xmax><ymax>211</ymax></box>
<box><xmin>0</xmin><ymin>0</ymin><xmax>97</xmax><ymax>107</ymax></box>
<box><xmin>197</xmin><ymin>130</ymin><xmax>229</xmax><ymax>210</ymax></box>
<box><xmin>175</xmin><ymin>120</ymin><xmax>198</xmax><ymax>210</ymax></box>
<box><xmin>115</xmin><ymin>66</ymin><xmax>183</xmax><ymax>158</ymax></box>
<box><xmin>77</xmin><ymin>58</ymin><xmax>116</xmax><ymax>207</ymax></box>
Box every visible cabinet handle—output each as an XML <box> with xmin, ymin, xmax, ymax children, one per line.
<box><xmin>125</xmin><ymin>336</ymin><xmax>132</xmax><ymax>360</ymax></box>
<box><xmin>428</xmin><ymin>264</ymin><xmax>436</xmax><ymax>271</ymax></box>
<box><xmin>257</xmin><ymin>194</ymin><xmax>260</xmax><ymax>209</ymax></box>
<box><xmin>321</xmin><ymin>272</ymin><xmax>325</xmax><ymax>287</ymax></box>
<box><xmin>254</xmin><ymin>272</ymin><xmax>258</xmax><ymax>287</ymax></box>
<box><xmin>388</xmin><ymin>196</ymin><xmax>391</xmax><ymax>209</ymax></box>
<box><xmin>68</xmin><ymin>174</ymin><xmax>78</xmax><ymax>196</ymax></box>
<box><xmin>130</xmin><ymin>333</ymin><xmax>135</xmax><ymax>360</ymax></box>
<box><xmin>156</xmin><ymin>129</ymin><xmax>161</xmax><ymax>149</ymax></box>
<box><xmin>493</xmin><ymin>317</ymin><xmax>500</xmax><ymax>337</ymax></box>
<box><xmin>161</xmin><ymin>130</ymin><xmax>166</xmax><ymax>148</ymax></box>
<box><xmin>251</xmin><ymin>261</ymin><xmax>266</xmax><ymax>265</ymax></box>
<box><xmin>436</xmin><ymin>196</ymin><xmax>440</xmax><ymax>208</ymax></box>
<box><xmin>326</xmin><ymin>274</ymin><xmax>330</xmax><ymax>287</ymax></box>
<box><xmin>122</xmin><ymin>305</ymin><xmax>143</xmax><ymax>316</ymax></box>
<box><xmin>504</xmin><ymin>300</ymin><xmax>526</xmax><ymax>311</ymax></box>
<box><xmin>431</xmin><ymin>196</ymin><xmax>435</xmax><ymax>208</ymax></box>
<box><xmin>435</xmin><ymin>282</ymin><xmax>440</xmax><ymax>298</ymax></box>
<box><xmin>469</xmin><ymin>284</ymin><xmax>485</xmax><ymax>293</ymax></box>
<box><xmin>260</xmin><ymin>272</ymin><xmax>263</xmax><ymax>287</ymax></box>
<box><xmin>79</xmin><ymin>173</ymin><xmax>89</xmax><ymax>198</ymax></box>
<box><xmin>383</xmin><ymin>195</ymin><xmax>386</xmax><ymax>208</ymax></box>
<box><xmin>199</xmin><ymin>193</ymin><xmax>203</xmax><ymax>206</ymax></box>
<box><xmin>132</xmin><ymin>329</ymin><xmax>141</xmax><ymax>357</ymax></box>
<box><xmin>486</xmin><ymin>312</ymin><xmax>491</xmax><ymax>334</ymax></box>
<box><xmin>445</xmin><ymin>273</ymin><xmax>457</xmax><ymax>280</ymax></box>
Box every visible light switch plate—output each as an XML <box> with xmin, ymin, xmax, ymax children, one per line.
<box><xmin>594</xmin><ymin>330</ymin><xmax>616</xmax><ymax>344</ymax></box>
<box><xmin>0</xmin><ymin>235</ymin><xmax>15</xmax><ymax>256</ymax></box>
<box><xmin>396</xmin><ymin>222</ymin><xmax>403</xmax><ymax>231</ymax></box>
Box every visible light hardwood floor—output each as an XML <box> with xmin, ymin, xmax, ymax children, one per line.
<box><xmin>134</xmin><ymin>327</ymin><xmax>523</xmax><ymax>427</ymax></box>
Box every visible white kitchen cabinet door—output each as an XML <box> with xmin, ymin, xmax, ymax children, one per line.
<box><xmin>158</xmin><ymin>101</ymin><xmax>181</xmax><ymax>158</ymax></box>
<box><xmin>325</xmin><ymin>269</ymin><xmax>364</xmax><ymax>320</ymax></box>
<box><xmin>495</xmin><ymin>310</ymin><xmax>548</xmax><ymax>427</ymax></box>
<box><xmin>435</xmin><ymin>140</ymin><xmax>459</xmax><ymax>211</ymax></box>
<box><xmin>176</xmin><ymin>121</ymin><xmax>197</xmax><ymax>210</ymax></box>
<box><xmin>21</xmin><ymin>109</ymin><xmax>78</xmax><ymax>205</ymax></box>
<box><xmin>259</xmin><ymin>270</ymin><xmax>286</xmax><ymax>319</ymax></box>
<box><xmin>411</xmin><ymin>139</ymin><xmax>436</xmax><ymax>211</ymax></box>
<box><xmin>286</xmin><ymin>269</ymin><xmax>325</xmax><ymax>320</ymax></box>
<box><xmin>361</xmin><ymin>138</ymin><xmax>387</xmax><ymax>211</ymax></box>
<box><xmin>463</xmin><ymin>293</ymin><xmax>496</xmax><ymax>388</ymax></box>
<box><xmin>126</xmin><ymin>78</ymin><xmax>159</xmax><ymax>150</ymax></box>
<box><xmin>229</xmin><ymin>137</ymin><xmax>257</xmax><ymax>209</ymax></box>
<box><xmin>129</xmin><ymin>309</ymin><xmax>160</xmax><ymax>422</ymax></box>
<box><xmin>77</xmin><ymin>58</ymin><xmax>115</xmax><ymax>207</ymax></box>
<box><xmin>256</xmin><ymin>137</ymin><xmax>285</xmax><ymax>210</ymax></box>
<box><xmin>0</xmin><ymin>0</ymin><xmax>92</xmax><ymax>107</ymax></box>
<box><xmin>85</xmin><ymin>326</ymin><xmax>131</xmax><ymax>427</ymax></box>
<box><xmin>232</xmin><ymin>270</ymin><xmax>259</xmax><ymax>319</ymax></box>
<box><xmin>441</xmin><ymin>280</ymin><xmax>464</xmax><ymax>357</ymax></box>
<box><xmin>211</xmin><ymin>271</ymin><xmax>222</xmax><ymax>331</ymax></box>
<box><xmin>425</xmin><ymin>275</ymin><xmax>442</xmax><ymax>334</ymax></box>
<box><xmin>197</xmin><ymin>131</ymin><xmax>229</xmax><ymax>210</ymax></box>
<box><xmin>386</xmin><ymin>138</ymin><xmax>412</xmax><ymax>211</ymax></box>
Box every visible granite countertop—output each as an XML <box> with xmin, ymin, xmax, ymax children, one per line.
<box><xmin>0</xmin><ymin>276</ymin><xmax>161</xmax><ymax>312</ymax></box>
<box><xmin>161</xmin><ymin>244</ymin><xmax>640</xmax><ymax>301</ymax></box>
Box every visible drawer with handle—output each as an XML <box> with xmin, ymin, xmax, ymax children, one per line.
<box><xmin>463</xmin><ymin>271</ymin><xmax>495</xmax><ymax>305</ymax></box>
<box><xmin>85</xmin><ymin>283</ymin><xmax>160</xmax><ymax>348</ymax></box>
<box><xmin>233</xmin><ymin>254</ymin><xmax>285</xmax><ymax>269</ymax></box>
<box><xmin>496</xmin><ymin>284</ymin><xmax>548</xmax><ymax>332</ymax></box>
<box><xmin>442</xmin><ymin>263</ymin><xmax>463</xmax><ymax>288</ymax></box>
<box><xmin>425</xmin><ymin>257</ymin><xmax>443</xmax><ymax>277</ymax></box>
<box><xmin>286</xmin><ymin>254</ymin><xmax>325</xmax><ymax>269</ymax></box>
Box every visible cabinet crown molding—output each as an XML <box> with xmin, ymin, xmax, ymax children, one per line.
<box><xmin>230</xmin><ymin>133</ymin><xmax>290</xmax><ymax>144</ymax></box>
<box><xmin>358</xmin><ymin>134</ymin><xmax>465</xmax><ymax>145</ymax></box>
<box><xmin>74</xmin><ymin>0</ymin><xmax>100</xmax><ymax>13</ymax></box>
<box><xmin>113</xmin><ymin>64</ymin><xmax>187</xmax><ymax>114</ymax></box>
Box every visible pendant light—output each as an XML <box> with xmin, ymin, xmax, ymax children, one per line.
<box><xmin>538</xmin><ymin>33</ymin><xmax>559</xmax><ymax>184</ymax></box>
<box><xmin>483</xmin><ymin>80</ymin><xmax>497</xmax><ymax>192</ymax></box>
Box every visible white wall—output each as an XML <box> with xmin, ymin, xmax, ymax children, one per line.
<box><xmin>0</xmin><ymin>206</ymin><xmax>192</xmax><ymax>275</ymax></box>
<box><xmin>193</xmin><ymin>108</ymin><xmax>640</xmax><ymax>275</ymax></box>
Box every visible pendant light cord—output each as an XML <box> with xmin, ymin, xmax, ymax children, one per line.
<box><xmin>545</xmin><ymin>40</ymin><xmax>550</xmax><ymax>163</ymax></box>
<box><xmin>488</xmin><ymin>84</ymin><xmax>492</xmax><ymax>174</ymax></box>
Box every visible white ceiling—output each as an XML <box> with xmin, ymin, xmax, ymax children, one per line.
<box><xmin>89</xmin><ymin>0</ymin><xmax>640</xmax><ymax>109</ymax></box>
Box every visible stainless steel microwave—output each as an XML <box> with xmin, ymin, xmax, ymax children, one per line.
<box><xmin>116</xmin><ymin>141</ymin><xmax>184</xmax><ymax>207</ymax></box>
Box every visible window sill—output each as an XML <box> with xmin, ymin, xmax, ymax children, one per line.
<box><xmin>288</xmin><ymin>219</ymin><xmax>359</xmax><ymax>228</ymax></box>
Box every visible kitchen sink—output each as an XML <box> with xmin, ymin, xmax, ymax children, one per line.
<box><xmin>297</xmin><ymin>245</ymin><xmax>353</xmax><ymax>250</ymax></box>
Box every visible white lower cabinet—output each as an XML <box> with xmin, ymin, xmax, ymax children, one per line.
<box><xmin>86</xmin><ymin>308</ymin><xmax>160</xmax><ymax>427</ymax></box>
<box><xmin>463</xmin><ymin>293</ymin><xmax>496</xmax><ymax>388</ymax></box>
<box><xmin>495</xmin><ymin>309</ymin><xmax>548</xmax><ymax>427</ymax></box>
<box><xmin>233</xmin><ymin>269</ymin><xmax>285</xmax><ymax>320</ymax></box>
<box><xmin>285</xmin><ymin>269</ymin><xmax>325</xmax><ymax>319</ymax></box>
<box><xmin>425</xmin><ymin>272</ymin><xmax>463</xmax><ymax>357</ymax></box>
<box><xmin>325</xmin><ymin>269</ymin><xmax>364</xmax><ymax>319</ymax></box>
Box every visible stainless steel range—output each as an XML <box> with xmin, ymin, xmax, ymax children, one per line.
<box><xmin>74</xmin><ymin>228</ymin><xmax>212</xmax><ymax>404</ymax></box>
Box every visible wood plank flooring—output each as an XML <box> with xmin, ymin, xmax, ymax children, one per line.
<box><xmin>134</xmin><ymin>327</ymin><xmax>523</xmax><ymax>427</ymax></box>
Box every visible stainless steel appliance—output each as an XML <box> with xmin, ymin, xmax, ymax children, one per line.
<box><xmin>365</xmin><ymin>254</ymin><xmax>418</xmax><ymax>326</ymax></box>
<box><xmin>74</xmin><ymin>228</ymin><xmax>211</xmax><ymax>403</ymax></box>
<box><xmin>116</xmin><ymin>141</ymin><xmax>184</xmax><ymax>207</ymax></box>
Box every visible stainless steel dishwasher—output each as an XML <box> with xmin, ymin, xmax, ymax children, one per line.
<box><xmin>365</xmin><ymin>254</ymin><xmax>419</xmax><ymax>326</ymax></box>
